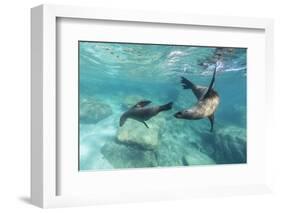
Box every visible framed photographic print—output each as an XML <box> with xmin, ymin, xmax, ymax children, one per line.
<box><xmin>31</xmin><ymin>4</ymin><xmax>274</xmax><ymax>208</ymax></box>
<box><xmin>78</xmin><ymin>41</ymin><xmax>247</xmax><ymax>171</ymax></box>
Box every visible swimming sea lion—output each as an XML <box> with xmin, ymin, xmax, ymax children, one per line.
<box><xmin>174</xmin><ymin>65</ymin><xmax>220</xmax><ymax>132</ymax></box>
<box><xmin>120</xmin><ymin>100</ymin><xmax>173</xmax><ymax>128</ymax></box>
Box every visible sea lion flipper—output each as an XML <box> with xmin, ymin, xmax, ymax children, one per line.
<box><xmin>119</xmin><ymin>114</ymin><xmax>127</xmax><ymax>127</ymax></box>
<box><xmin>142</xmin><ymin>121</ymin><xmax>149</xmax><ymax>128</ymax></box>
<box><xmin>133</xmin><ymin>100</ymin><xmax>152</xmax><ymax>108</ymax></box>
<box><xmin>181</xmin><ymin>77</ymin><xmax>194</xmax><ymax>90</ymax></box>
<box><xmin>203</xmin><ymin>64</ymin><xmax>218</xmax><ymax>99</ymax></box>
<box><xmin>208</xmin><ymin>114</ymin><xmax>214</xmax><ymax>132</ymax></box>
<box><xmin>181</xmin><ymin>77</ymin><xmax>207</xmax><ymax>100</ymax></box>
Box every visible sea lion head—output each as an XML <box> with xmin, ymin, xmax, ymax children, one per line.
<box><xmin>174</xmin><ymin>109</ymin><xmax>194</xmax><ymax>119</ymax></box>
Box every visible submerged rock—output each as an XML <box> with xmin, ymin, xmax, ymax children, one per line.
<box><xmin>214</xmin><ymin>125</ymin><xmax>246</xmax><ymax>164</ymax></box>
<box><xmin>116</xmin><ymin>117</ymin><xmax>164</xmax><ymax>150</ymax></box>
<box><xmin>156</xmin><ymin>118</ymin><xmax>211</xmax><ymax>167</ymax></box>
<box><xmin>80</xmin><ymin>97</ymin><xmax>112</xmax><ymax>124</ymax></box>
<box><xmin>101</xmin><ymin>141</ymin><xmax>158</xmax><ymax>168</ymax></box>
<box><xmin>182</xmin><ymin>148</ymin><xmax>216</xmax><ymax>166</ymax></box>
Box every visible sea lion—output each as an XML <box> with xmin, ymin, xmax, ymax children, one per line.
<box><xmin>174</xmin><ymin>65</ymin><xmax>220</xmax><ymax>132</ymax></box>
<box><xmin>120</xmin><ymin>100</ymin><xmax>173</xmax><ymax>128</ymax></box>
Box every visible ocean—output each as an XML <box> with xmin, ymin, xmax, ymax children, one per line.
<box><xmin>79</xmin><ymin>41</ymin><xmax>247</xmax><ymax>171</ymax></box>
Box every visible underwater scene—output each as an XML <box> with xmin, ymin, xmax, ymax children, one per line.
<box><xmin>79</xmin><ymin>41</ymin><xmax>247</xmax><ymax>171</ymax></box>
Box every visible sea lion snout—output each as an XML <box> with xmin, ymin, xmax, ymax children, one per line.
<box><xmin>174</xmin><ymin>111</ymin><xmax>183</xmax><ymax>118</ymax></box>
<box><xmin>174</xmin><ymin>110</ymin><xmax>194</xmax><ymax>119</ymax></box>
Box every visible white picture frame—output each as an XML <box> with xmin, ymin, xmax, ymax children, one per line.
<box><xmin>31</xmin><ymin>4</ymin><xmax>274</xmax><ymax>208</ymax></box>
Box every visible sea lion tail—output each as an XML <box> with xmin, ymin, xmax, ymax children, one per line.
<box><xmin>181</xmin><ymin>76</ymin><xmax>194</xmax><ymax>90</ymax></box>
<box><xmin>159</xmin><ymin>102</ymin><xmax>173</xmax><ymax>111</ymax></box>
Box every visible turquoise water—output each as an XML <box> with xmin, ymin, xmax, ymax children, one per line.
<box><xmin>79</xmin><ymin>41</ymin><xmax>247</xmax><ymax>171</ymax></box>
